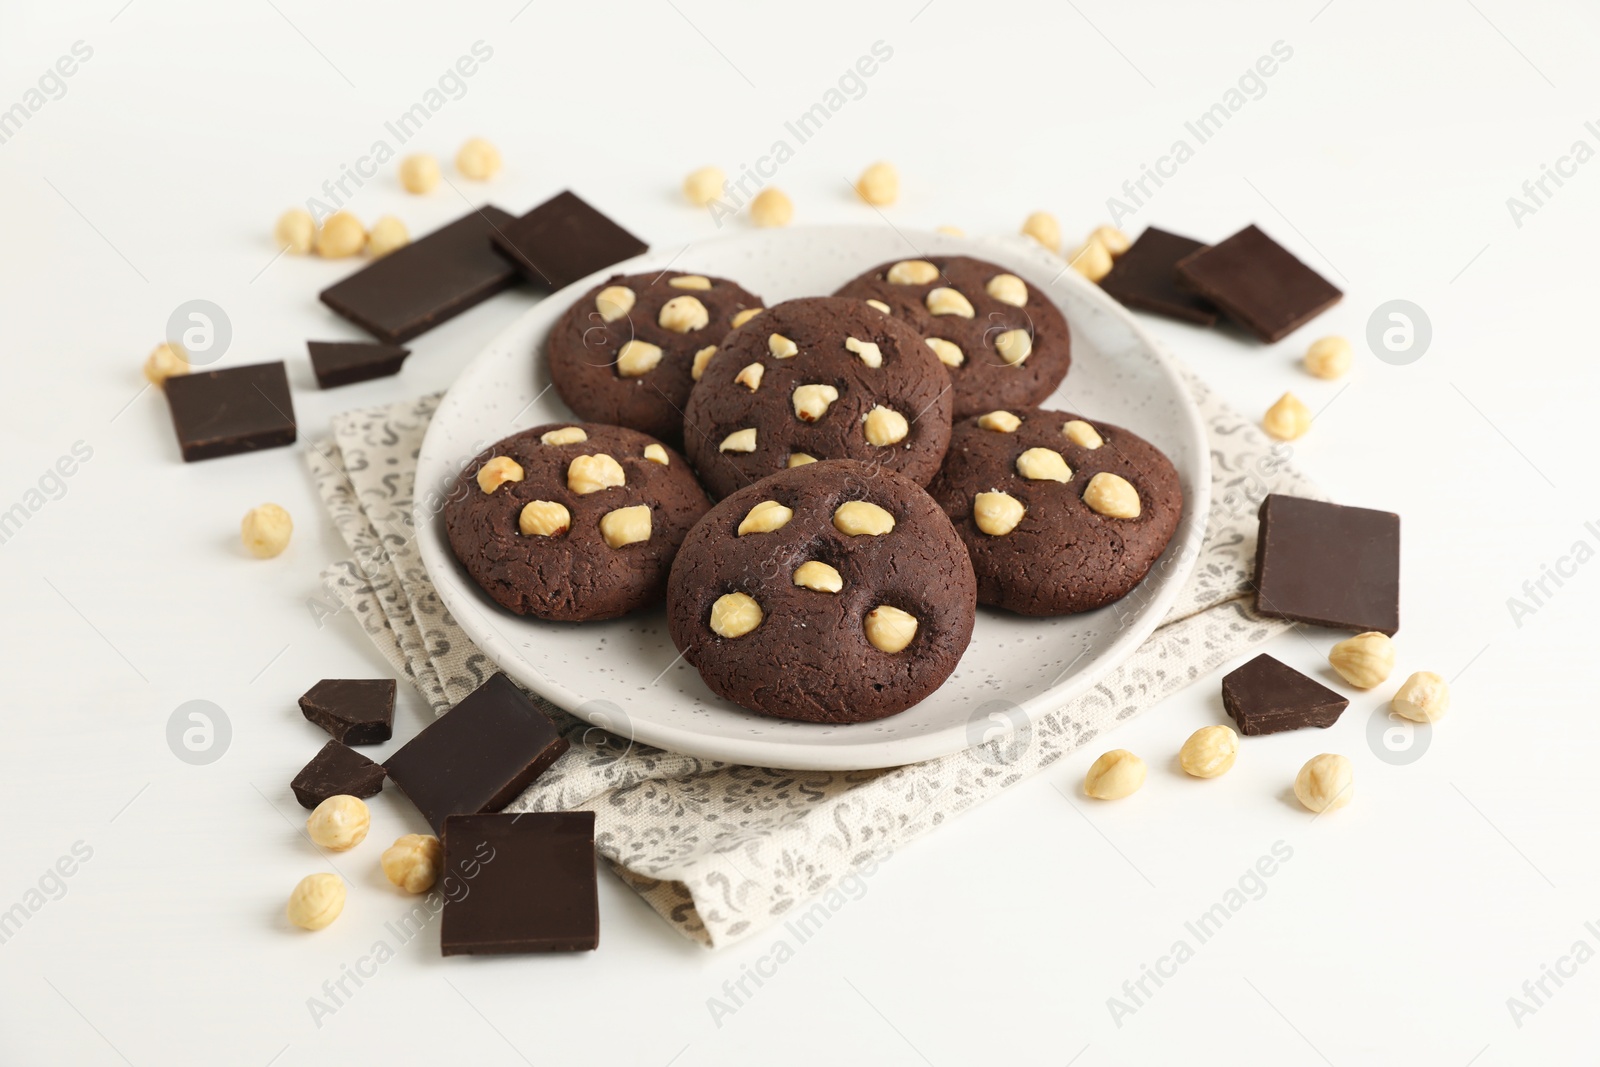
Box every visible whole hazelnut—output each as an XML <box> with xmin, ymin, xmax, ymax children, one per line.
<box><xmin>855</xmin><ymin>161</ymin><xmax>900</xmax><ymax>206</ymax></box>
<box><xmin>683</xmin><ymin>165</ymin><xmax>727</xmax><ymax>206</ymax></box>
<box><xmin>315</xmin><ymin>212</ymin><xmax>365</xmax><ymax>258</ymax></box>
<box><xmin>1328</xmin><ymin>632</ymin><xmax>1396</xmax><ymax>689</ymax></box>
<box><xmin>287</xmin><ymin>873</ymin><xmax>346</xmax><ymax>930</ymax></box>
<box><xmin>1179</xmin><ymin>725</ymin><xmax>1239</xmax><ymax>779</ymax></box>
<box><xmin>380</xmin><ymin>834</ymin><xmax>442</xmax><ymax>894</ymax></box>
<box><xmin>366</xmin><ymin>215</ymin><xmax>410</xmax><ymax>258</ymax></box>
<box><xmin>274</xmin><ymin>208</ymin><xmax>315</xmax><ymax>254</ymax></box>
<box><xmin>456</xmin><ymin>137</ymin><xmax>502</xmax><ymax>180</ymax></box>
<box><xmin>1021</xmin><ymin>211</ymin><xmax>1061</xmax><ymax>253</ymax></box>
<box><xmin>398</xmin><ymin>153</ymin><xmax>441</xmax><ymax>194</ymax></box>
<box><xmin>240</xmin><ymin>504</ymin><xmax>293</xmax><ymax>559</ymax></box>
<box><xmin>306</xmin><ymin>794</ymin><xmax>370</xmax><ymax>851</ymax></box>
<box><xmin>1084</xmin><ymin>749</ymin><xmax>1146</xmax><ymax>800</ymax></box>
<box><xmin>749</xmin><ymin>188</ymin><xmax>794</xmax><ymax>228</ymax></box>
<box><xmin>143</xmin><ymin>342</ymin><xmax>190</xmax><ymax>386</ymax></box>
<box><xmin>1392</xmin><ymin>671</ymin><xmax>1450</xmax><ymax>723</ymax></box>
<box><xmin>1294</xmin><ymin>753</ymin><xmax>1354</xmax><ymax>814</ymax></box>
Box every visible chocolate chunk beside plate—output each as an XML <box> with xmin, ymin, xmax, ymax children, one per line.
<box><xmin>1222</xmin><ymin>653</ymin><xmax>1349</xmax><ymax>735</ymax></box>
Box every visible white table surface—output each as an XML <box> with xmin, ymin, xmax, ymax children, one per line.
<box><xmin>2</xmin><ymin>1</ymin><xmax>1595</xmax><ymax>1063</ymax></box>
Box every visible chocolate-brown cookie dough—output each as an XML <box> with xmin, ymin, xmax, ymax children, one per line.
<box><xmin>445</xmin><ymin>423</ymin><xmax>709</xmax><ymax>621</ymax></box>
<box><xmin>833</xmin><ymin>255</ymin><xmax>1071</xmax><ymax>419</ymax></box>
<box><xmin>546</xmin><ymin>272</ymin><xmax>763</xmax><ymax>444</ymax></box>
<box><xmin>667</xmin><ymin>460</ymin><xmax>976</xmax><ymax>723</ymax></box>
<box><xmin>927</xmin><ymin>408</ymin><xmax>1182</xmax><ymax>615</ymax></box>
<box><xmin>681</xmin><ymin>297</ymin><xmax>953</xmax><ymax>501</ymax></box>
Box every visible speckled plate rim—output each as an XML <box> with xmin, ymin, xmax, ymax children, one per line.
<box><xmin>415</xmin><ymin>226</ymin><xmax>1210</xmax><ymax>771</ymax></box>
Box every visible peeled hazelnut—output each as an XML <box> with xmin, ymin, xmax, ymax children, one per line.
<box><xmin>1263</xmin><ymin>392</ymin><xmax>1312</xmax><ymax>441</ymax></box>
<box><xmin>143</xmin><ymin>342</ymin><xmax>190</xmax><ymax>386</ymax></box>
<box><xmin>643</xmin><ymin>443</ymin><xmax>670</xmax><ymax>465</ymax></box>
<box><xmin>710</xmin><ymin>592</ymin><xmax>763</xmax><ymax>638</ymax></box>
<box><xmin>1328</xmin><ymin>632</ymin><xmax>1396</xmax><ymax>689</ymax></box>
<box><xmin>1015</xmin><ymin>447</ymin><xmax>1071</xmax><ymax>482</ymax></box>
<box><xmin>683</xmin><ymin>165</ymin><xmax>726</xmax><ymax>206</ymax></box>
<box><xmin>1392</xmin><ymin>671</ymin><xmax>1450</xmax><ymax>723</ymax></box>
<box><xmin>855</xmin><ymin>161</ymin><xmax>899</xmax><ymax>206</ymax></box>
<box><xmin>732</xmin><ymin>307</ymin><xmax>764</xmax><ymax>328</ymax></box>
<box><xmin>833</xmin><ymin>500</ymin><xmax>895</xmax><ymax>536</ymax></box>
<box><xmin>617</xmin><ymin>340</ymin><xmax>664</xmax><ymax>377</ymax></box>
<box><xmin>737</xmin><ymin>499</ymin><xmax>793</xmax><ymax>535</ymax></box>
<box><xmin>768</xmin><ymin>333</ymin><xmax>799</xmax><ymax>359</ymax></box>
<box><xmin>669</xmin><ymin>274</ymin><xmax>712</xmax><ymax>290</ymax></box>
<box><xmin>567</xmin><ymin>453</ymin><xmax>626</xmax><ymax>494</ymax></box>
<box><xmin>306</xmin><ymin>794</ymin><xmax>370</xmax><ymax>851</ymax></box>
<box><xmin>994</xmin><ymin>328</ymin><xmax>1033</xmax><ymax>366</ymax></box>
<box><xmin>456</xmin><ymin>137</ymin><xmax>502</xmax><ymax>180</ymax></box>
<box><xmin>1083</xmin><ymin>473</ymin><xmax>1140</xmax><ymax>519</ymax></box>
<box><xmin>1294</xmin><ymin>753</ymin><xmax>1354</xmax><ymax>813</ymax></box>
<box><xmin>977</xmin><ymin>410</ymin><xmax>1021</xmax><ymax>433</ymax></box>
<box><xmin>986</xmin><ymin>274</ymin><xmax>1028</xmax><ymax>307</ymax></box>
<box><xmin>926</xmin><ymin>337</ymin><xmax>964</xmax><ymax>367</ymax></box>
<box><xmin>367</xmin><ymin>215</ymin><xmax>410</xmax><ymax>258</ymax></box>
<box><xmin>1021</xmin><ymin>211</ymin><xmax>1061</xmax><ymax>253</ymax></box>
<box><xmin>599</xmin><ymin>504</ymin><xmax>652</xmax><ymax>548</ymax></box>
<box><xmin>691</xmin><ymin>346</ymin><xmax>717</xmax><ymax>380</ymax></box>
<box><xmin>719</xmin><ymin>428</ymin><xmax>758</xmax><ymax>453</ymax></box>
<box><xmin>1304</xmin><ymin>336</ymin><xmax>1353</xmax><ymax>380</ymax></box>
<box><xmin>887</xmin><ymin>260</ymin><xmax>939</xmax><ymax>285</ymax></box>
<box><xmin>1068</xmin><ymin>238</ymin><xmax>1113</xmax><ymax>282</ymax></box>
<box><xmin>287</xmin><ymin>873</ymin><xmax>345</xmax><ymax>931</ymax></box>
<box><xmin>519</xmin><ymin>500</ymin><xmax>570</xmax><ymax>537</ymax></box>
<box><xmin>845</xmin><ymin>336</ymin><xmax>883</xmax><ymax>369</ymax></box>
<box><xmin>734</xmin><ymin>362</ymin><xmax>765</xmax><ymax>391</ymax></box>
<box><xmin>476</xmin><ymin>456</ymin><xmax>524</xmax><ymax>494</ymax></box>
<box><xmin>1062</xmin><ymin>419</ymin><xmax>1104</xmax><ymax>449</ymax></box>
<box><xmin>866</xmin><ymin>299</ymin><xmax>891</xmax><ymax>315</ymax></box>
<box><xmin>595</xmin><ymin>285</ymin><xmax>636</xmax><ymax>322</ymax></box>
<box><xmin>241</xmin><ymin>504</ymin><xmax>293</xmax><ymax>558</ymax></box>
<box><xmin>926</xmin><ymin>287</ymin><xmax>975</xmax><ymax>318</ymax></box>
<box><xmin>1179</xmin><ymin>725</ymin><xmax>1239</xmax><ymax>778</ymax></box>
<box><xmin>749</xmin><ymin>187</ymin><xmax>793</xmax><ymax>227</ymax></box>
<box><xmin>864</xmin><ymin>605</ymin><xmax>918</xmax><ymax>653</ymax></box>
<box><xmin>1084</xmin><ymin>749</ymin><xmax>1146</xmax><ymax>800</ymax></box>
<box><xmin>316</xmin><ymin>212</ymin><xmax>365</xmax><ymax>258</ymax></box>
<box><xmin>659</xmin><ymin>295</ymin><xmax>709</xmax><ymax>333</ymax></box>
<box><xmin>398</xmin><ymin>154</ymin><xmax>440</xmax><ymax>194</ymax></box>
<box><xmin>863</xmin><ymin>405</ymin><xmax>909</xmax><ymax>446</ymax></box>
<box><xmin>274</xmin><ymin>208</ymin><xmax>315</xmax><ymax>254</ymax></box>
<box><xmin>380</xmin><ymin>834</ymin><xmax>441</xmax><ymax>894</ymax></box>
<box><xmin>794</xmin><ymin>561</ymin><xmax>843</xmax><ymax>593</ymax></box>
<box><xmin>1090</xmin><ymin>225</ymin><xmax>1132</xmax><ymax>257</ymax></box>
<box><xmin>787</xmin><ymin>453</ymin><xmax>817</xmax><ymax>467</ymax></box>
<box><xmin>541</xmin><ymin>426</ymin><xmax>588</xmax><ymax>446</ymax></box>
<box><xmin>974</xmin><ymin>491</ymin><xmax>1025</xmax><ymax>536</ymax></box>
<box><xmin>792</xmin><ymin>383</ymin><xmax>839</xmax><ymax>422</ymax></box>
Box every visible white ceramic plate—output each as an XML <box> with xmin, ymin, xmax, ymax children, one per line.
<box><xmin>414</xmin><ymin>226</ymin><xmax>1209</xmax><ymax>770</ymax></box>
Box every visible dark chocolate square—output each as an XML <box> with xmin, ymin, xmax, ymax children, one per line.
<box><xmin>1254</xmin><ymin>494</ymin><xmax>1400</xmax><ymax>635</ymax></box>
<box><xmin>383</xmin><ymin>673</ymin><xmax>568</xmax><ymax>834</ymax></box>
<box><xmin>319</xmin><ymin>206</ymin><xmax>519</xmax><ymax>343</ymax></box>
<box><xmin>164</xmin><ymin>361</ymin><xmax>296</xmax><ymax>462</ymax></box>
<box><xmin>490</xmin><ymin>190</ymin><xmax>647</xmax><ymax>290</ymax></box>
<box><xmin>440</xmin><ymin>812</ymin><xmax>598</xmax><ymax>954</ymax></box>
<box><xmin>1174</xmin><ymin>224</ymin><xmax>1342</xmax><ymax>342</ymax></box>
<box><xmin>1098</xmin><ymin>227</ymin><xmax>1219</xmax><ymax>326</ymax></box>
<box><xmin>291</xmin><ymin>741</ymin><xmax>386</xmax><ymax>809</ymax></box>
<box><xmin>1222</xmin><ymin>654</ymin><xmax>1349</xmax><ymax>735</ymax></box>
<box><xmin>299</xmin><ymin>679</ymin><xmax>396</xmax><ymax>745</ymax></box>
<box><xmin>307</xmin><ymin>341</ymin><xmax>410</xmax><ymax>389</ymax></box>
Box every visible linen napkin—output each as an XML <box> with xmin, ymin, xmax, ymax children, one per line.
<box><xmin>306</xmin><ymin>367</ymin><xmax>1318</xmax><ymax>948</ymax></box>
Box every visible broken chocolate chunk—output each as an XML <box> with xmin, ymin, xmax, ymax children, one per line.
<box><xmin>299</xmin><ymin>679</ymin><xmax>396</xmax><ymax>745</ymax></box>
<box><xmin>1222</xmin><ymin>653</ymin><xmax>1350</xmax><ymax>735</ymax></box>
<box><xmin>308</xmin><ymin>340</ymin><xmax>411</xmax><ymax>388</ymax></box>
<box><xmin>291</xmin><ymin>741</ymin><xmax>387</xmax><ymax>809</ymax></box>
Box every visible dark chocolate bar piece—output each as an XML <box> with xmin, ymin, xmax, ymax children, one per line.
<box><xmin>291</xmin><ymin>741</ymin><xmax>387</xmax><ymax>809</ymax></box>
<box><xmin>1098</xmin><ymin>226</ymin><xmax>1219</xmax><ymax>326</ymax></box>
<box><xmin>1222</xmin><ymin>653</ymin><xmax>1349</xmax><ymax>735</ymax></box>
<box><xmin>319</xmin><ymin>206</ymin><xmax>518</xmax><ymax>343</ymax></box>
<box><xmin>490</xmin><ymin>190</ymin><xmax>647</xmax><ymax>290</ymax></box>
<box><xmin>440</xmin><ymin>811</ymin><xmax>598</xmax><ymax>954</ymax></box>
<box><xmin>1254</xmin><ymin>494</ymin><xmax>1400</xmax><ymax>635</ymax></box>
<box><xmin>308</xmin><ymin>341</ymin><xmax>410</xmax><ymax>388</ymax></box>
<box><xmin>299</xmin><ymin>679</ymin><xmax>396</xmax><ymax>745</ymax></box>
<box><xmin>164</xmin><ymin>361</ymin><xmax>296</xmax><ymax>462</ymax></box>
<box><xmin>383</xmin><ymin>673</ymin><xmax>568</xmax><ymax>834</ymax></box>
<box><xmin>1174</xmin><ymin>224</ymin><xmax>1341</xmax><ymax>342</ymax></box>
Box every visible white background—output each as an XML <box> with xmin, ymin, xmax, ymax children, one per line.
<box><xmin>2</xmin><ymin>0</ymin><xmax>1597</xmax><ymax>1063</ymax></box>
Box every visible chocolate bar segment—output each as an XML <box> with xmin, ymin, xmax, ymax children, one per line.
<box><xmin>1254</xmin><ymin>493</ymin><xmax>1400</xmax><ymax>635</ymax></box>
<box><xmin>440</xmin><ymin>811</ymin><xmax>598</xmax><ymax>954</ymax></box>
<box><xmin>1174</xmin><ymin>224</ymin><xmax>1341</xmax><ymax>342</ymax></box>
<box><xmin>490</xmin><ymin>190</ymin><xmax>647</xmax><ymax>290</ymax></box>
<box><xmin>1098</xmin><ymin>227</ymin><xmax>1219</xmax><ymax>326</ymax></box>
<box><xmin>164</xmin><ymin>361</ymin><xmax>296</xmax><ymax>462</ymax></box>
<box><xmin>319</xmin><ymin>206</ymin><xmax>518</xmax><ymax>343</ymax></box>
<box><xmin>1222</xmin><ymin>653</ymin><xmax>1349</xmax><ymax>735</ymax></box>
<box><xmin>299</xmin><ymin>679</ymin><xmax>396</xmax><ymax>745</ymax></box>
<box><xmin>308</xmin><ymin>341</ymin><xmax>410</xmax><ymax>388</ymax></box>
<box><xmin>291</xmin><ymin>741</ymin><xmax>387</xmax><ymax>809</ymax></box>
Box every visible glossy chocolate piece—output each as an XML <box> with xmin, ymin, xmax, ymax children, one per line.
<box><xmin>308</xmin><ymin>340</ymin><xmax>410</xmax><ymax>388</ymax></box>
<box><xmin>1174</xmin><ymin>224</ymin><xmax>1341</xmax><ymax>342</ymax></box>
<box><xmin>164</xmin><ymin>361</ymin><xmax>296</xmax><ymax>462</ymax></box>
<box><xmin>440</xmin><ymin>811</ymin><xmax>598</xmax><ymax>954</ymax></box>
<box><xmin>299</xmin><ymin>679</ymin><xmax>396</xmax><ymax>745</ymax></box>
<box><xmin>1099</xmin><ymin>226</ymin><xmax>1219</xmax><ymax>326</ymax></box>
<box><xmin>1254</xmin><ymin>493</ymin><xmax>1400</xmax><ymax>635</ymax></box>
<box><xmin>290</xmin><ymin>741</ymin><xmax>386</xmax><ymax>809</ymax></box>
<box><xmin>1222</xmin><ymin>653</ymin><xmax>1349</xmax><ymax>735</ymax></box>
<box><xmin>490</xmin><ymin>190</ymin><xmax>647</xmax><ymax>290</ymax></box>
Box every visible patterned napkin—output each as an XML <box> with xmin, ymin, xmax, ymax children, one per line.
<box><xmin>306</xmin><ymin>367</ymin><xmax>1318</xmax><ymax>948</ymax></box>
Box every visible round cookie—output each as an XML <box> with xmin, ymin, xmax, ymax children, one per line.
<box><xmin>667</xmin><ymin>459</ymin><xmax>976</xmax><ymax>723</ymax></box>
<box><xmin>927</xmin><ymin>408</ymin><xmax>1182</xmax><ymax>615</ymax></box>
<box><xmin>832</xmin><ymin>255</ymin><xmax>1071</xmax><ymax>419</ymax></box>
<box><xmin>546</xmin><ymin>271</ymin><xmax>764</xmax><ymax>444</ymax></box>
<box><xmin>681</xmin><ymin>296</ymin><xmax>953</xmax><ymax>501</ymax></box>
<box><xmin>445</xmin><ymin>422</ymin><xmax>710</xmax><ymax>621</ymax></box>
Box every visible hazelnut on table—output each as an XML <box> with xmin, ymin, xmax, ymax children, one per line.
<box><xmin>274</xmin><ymin>208</ymin><xmax>315</xmax><ymax>254</ymax></box>
<box><xmin>315</xmin><ymin>212</ymin><xmax>365</xmax><ymax>258</ymax></box>
<box><xmin>306</xmin><ymin>794</ymin><xmax>370</xmax><ymax>851</ymax></box>
<box><xmin>1294</xmin><ymin>753</ymin><xmax>1353</xmax><ymax>813</ymax></box>
<box><xmin>456</xmin><ymin>137</ymin><xmax>502</xmax><ymax>180</ymax></box>
<box><xmin>398</xmin><ymin>154</ymin><xmax>441</xmax><ymax>194</ymax></box>
<box><xmin>683</xmin><ymin>165</ymin><xmax>726</xmax><ymax>206</ymax></box>
<box><xmin>366</xmin><ymin>215</ymin><xmax>410</xmax><ymax>258</ymax></box>
<box><xmin>287</xmin><ymin>873</ymin><xmax>345</xmax><ymax>931</ymax></box>
<box><xmin>381</xmin><ymin>835</ymin><xmax>441</xmax><ymax>894</ymax></box>
<box><xmin>143</xmin><ymin>342</ymin><xmax>190</xmax><ymax>386</ymax></box>
<box><xmin>749</xmin><ymin>188</ymin><xmax>793</xmax><ymax>228</ymax></box>
<box><xmin>855</xmin><ymin>161</ymin><xmax>899</xmax><ymax>206</ymax></box>
<box><xmin>240</xmin><ymin>504</ymin><xmax>293</xmax><ymax>558</ymax></box>
<box><xmin>1084</xmin><ymin>749</ymin><xmax>1145</xmax><ymax>800</ymax></box>
<box><xmin>1021</xmin><ymin>211</ymin><xmax>1061</xmax><ymax>253</ymax></box>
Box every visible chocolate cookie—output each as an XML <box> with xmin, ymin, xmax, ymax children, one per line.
<box><xmin>546</xmin><ymin>271</ymin><xmax>763</xmax><ymax>444</ymax></box>
<box><xmin>667</xmin><ymin>460</ymin><xmax>976</xmax><ymax>723</ymax></box>
<box><xmin>445</xmin><ymin>423</ymin><xmax>710</xmax><ymax>620</ymax></box>
<box><xmin>927</xmin><ymin>408</ymin><xmax>1182</xmax><ymax>615</ymax></box>
<box><xmin>681</xmin><ymin>297</ymin><xmax>953</xmax><ymax>501</ymax></box>
<box><xmin>832</xmin><ymin>255</ymin><xmax>1071</xmax><ymax>419</ymax></box>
